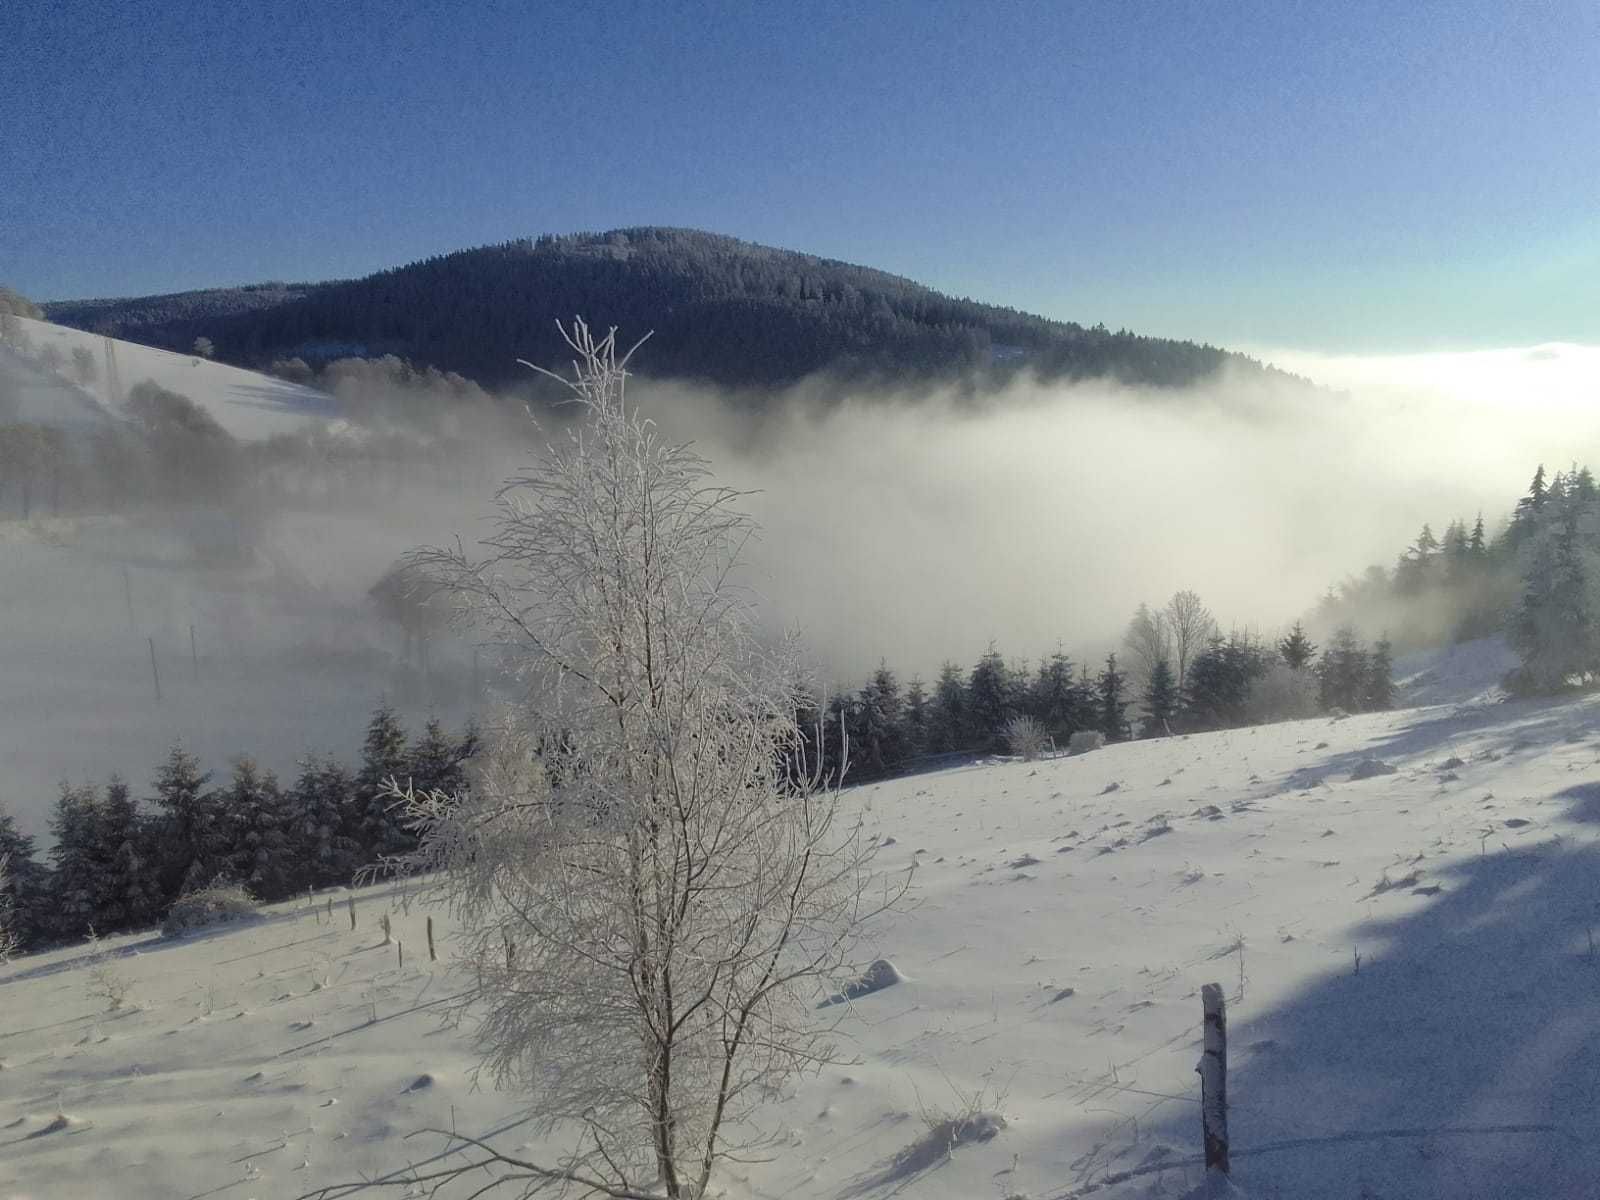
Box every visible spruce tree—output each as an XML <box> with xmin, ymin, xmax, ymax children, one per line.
<box><xmin>354</xmin><ymin>704</ymin><xmax>411</xmax><ymax>864</ymax></box>
<box><xmin>1278</xmin><ymin>622</ymin><xmax>1317</xmax><ymax>670</ymax></box>
<box><xmin>854</xmin><ymin>663</ymin><xmax>907</xmax><ymax>778</ymax></box>
<box><xmin>222</xmin><ymin>758</ymin><xmax>293</xmax><ymax>901</ymax></box>
<box><xmin>1030</xmin><ymin>649</ymin><xmax>1088</xmax><ymax>745</ymax></box>
<box><xmin>928</xmin><ymin>663</ymin><xmax>967</xmax><ymax>754</ymax></box>
<box><xmin>409</xmin><ymin>717</ymin><xmax>478</xmax><ymax>801</ymax></box>
<box><xmin>0</xmin><ymin>802</ymin><xmax>46</xmax><ymax>951</ymax></box>
<box><xmin>95</xmin><ymin>776</ymin><xmax>158</xmax><ymax>933</ymax></box>
<box><xmin>48</xmin><ymin>782</ymin><xmax>101</xmax><ymax>941</ymax></box>
<box><xmin>1316</xmin><ymin>627</ymin><xmax>1371</xmax><ymax>712</ymax></box>
<box><xmin>903</xmin><ymin>677</ymin><xmax>929</xmax><ymax>758</ymax></box>
<box><xmin>288</xmin><ymin>756</ymin><xmax>358</xmax><ymax>889</ymax></box>
<box><xmin>148</xmin><ymin>742</ymin><xmax>219</xmax><ymax>902</ymax></box>
<box><xmin>1365</xmin><ymin>637</ymin><xmax>1395</xmax><ymax>711</ymax></box>
<box><xmin>965</xmin><ymin>644</ymin><xmax>1014</xmax><ymax>753</ymax></box>
<box><xmin>1095</xmin><ymin>653</ymin><xmax>1131</xmax><ymax>742</ymax></box>
<box><xmin>1141</xmin><ymin>658</ymin><xmax>1177</xmax><ymax>737</ymax></box>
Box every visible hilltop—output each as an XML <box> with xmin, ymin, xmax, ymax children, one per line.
<box><xmin>42</xmin><ymin>228</ymin><xmax>1296</xmax><ymax>393</ymax></box>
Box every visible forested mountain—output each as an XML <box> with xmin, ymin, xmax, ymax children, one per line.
<box><xmin>43</xmin><ymin>228</ymin><xmax>1281</xmax><ymax>392</ymax></box>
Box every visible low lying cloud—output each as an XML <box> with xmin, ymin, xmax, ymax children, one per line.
<box><xmin>627</xmin><ymin>343</ymin><xmax>1600</xmax><ymax>684</ymax></box>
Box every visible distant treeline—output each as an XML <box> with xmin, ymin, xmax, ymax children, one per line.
<box><xmin>0</xmin><ymin>707</ymin><xmax>477</xmax><ymax>955</ymax></box>
<box><xmin>1313</xmin><ymin>463</ymin><xmax>1600</xmax><ymax>694</ymax></box>
<box><xmin>42</xmin><ymin>227</ymin><xmax>1287</xmax><ymax>393</ymax></box>
<box><xmin>797</xmin><ymin>612</ymin><xmax>1394</xmax><ymax>785</ymax></box>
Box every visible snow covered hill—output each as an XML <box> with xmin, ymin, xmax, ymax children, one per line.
<box><xmin>6</xmin><ymin>678</ymin><xmax>1600</xmax><ymax>1200</ymax></box>
<box><xmin>9</xmin><ymin>315</ymin><xmax>334</xmax><ymax>440</ymax></box>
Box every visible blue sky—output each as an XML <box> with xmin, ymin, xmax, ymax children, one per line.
<box><xmin>5</xmin><ymin>0</ymin><xmax>1597</xmax><ymax>351</ymax></box>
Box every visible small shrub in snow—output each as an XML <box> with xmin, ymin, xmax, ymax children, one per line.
<box><xmin>161</xmin><ymin>882</ymin><xmax>260</xmax><ymax>937</ymax></box>
<box><xmin>1349</xmin><ymin>758</ymin><xmax>1398</xmax><ymax>781</ymax></box>
<box><xmin>84</xmin><ymin>927</ymin><xmax>133</xmax><ymax>1012</ymax></box>
<box><xmin>1004</xmin><ymin>715</ymin><xmax>1049</xmax><ymax>761</ymax></box>
<box><xmin>1243</xmin><ymin>663</ymin><xmax>1319</xmax><ymax>724</ymax></box>
<box><xmin>1068</xmin><ymin>730</ymin><xmax>1106</xmax><ymax>755</ymax></box>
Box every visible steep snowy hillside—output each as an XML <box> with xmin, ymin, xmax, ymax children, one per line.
<box><xmin>6</xmin><ymin>682</ymin><xmax>1599</xmax><ymax>1200</ymax></box>
<box><xmin>11</xmin><ymin>315</ymin><xmax>333</xmax><ymax>439</ymax></box>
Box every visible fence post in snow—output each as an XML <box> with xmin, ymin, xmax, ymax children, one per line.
<box><xmin>427</xmin><ymin>916</ymin><xmax>436</xmax><ymax>963</ymax></box>
<box><xmin>1198</xmin><ymin>982</ymin><xmax>1230</xmax><ymax>1174</ymax></box>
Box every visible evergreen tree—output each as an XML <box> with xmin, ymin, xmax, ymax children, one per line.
<box><xmin>354</xmin><ymin>704</ymin><xmax>411</xmax><ymax>864</ymax></box>
<box><xmin>1182</xmin><ymin>633</ymin><xmax>1271</xmax><ymax>729</ymax></box>
<box><xmin>928</xmin><ymin>663</ymin><xmax>967</xmax><ymax>753</ymax></box>
<box><xmin>1095</xmin><ymin>653</ymin><xmax>1131</xmax><ymax>742</ymax></box>
<box><xmin>1029</xmin><ymin>649</ymin><xmax>1088</xmax><ymax>745</ymax></box>
<box><xmin>1365</xmin><ymin>637</ymin><xmax>1395</xmax><ymax>711</ymax></box>
<box><xmin>965</xmin><ymin>644</ymin><xmax>1015</xmax><ymax>753</ymax></box>
<box><xmin>853</xmin><ymin>663</ymin><xmax>907</xmax><ymax>778</ymax></box>
<box><xmin>902</xmin><ymin>677</ymin><xmax>929</xmax><ymax>758</ymax></box>
<box><xmin>1278</xmin><ymin>622</ymin><xmax>1317</xmax><ymax>670</ymax></box>
<box><xmin>222</xmin><ymin>758</ymin><xmax>294</xmax><ymax>901</ymax></box>
<box><xmin>48</xmin><ymin>782</ymin><xmax>101</xmax><ymax>940</ymax></box>
<box><xmin>1509</xmin><ymin>484</ymin><xmax>1598</xmax><ymax>691</ymax></box>
<box><xmin>1141</xmin><ymin>658</ymin><xmax>1178</xmax><ymax>737</ymax></box>
<box><xmin>1468</xmin><ymin>512</ymin><xmax>1488</xmax><ymax>558</ymax></box>
<box><xmin>409</xmin><ymin>717</ymin><xmax>479</xmax><ymax>800</ymax></box>
<box><xmin>0</xmin><ymin>802</ymin><xmax>46</xmax><ymax>951</ymax></box>
<box><xmin>94</xmin><ymin>776</ymin><xmax>159</xmax><ymax>932</ymax></box>
<box><xmin>288</xmin><ymin>756</ymin><xmax>358</xmax><ymax>889</ymax></box>
<box><xmin>1316</xmin><ymin>626</ymin><xmax>1371</xmax><ymax>712</ymax></box>
<box><xmin>148</xmin><ymin>742</ymin><xmax>220</xmax><ymax>901</ymax></box>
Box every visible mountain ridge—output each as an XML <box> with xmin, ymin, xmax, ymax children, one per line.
<box><xmin>42</xmin><ymin>227</ymin><xmax>1303</xmax><ymax>395</ymax></box>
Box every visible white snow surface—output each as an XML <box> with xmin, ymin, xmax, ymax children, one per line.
<box><xmin>6</xmin><ymin>677</ymin><xmax>1600</xmax><ymax>1199</ymax></box>
<box><xmin>11</xmin><ymin>315</ymin><xmax>335</xmax><ymax>439</ymax></box>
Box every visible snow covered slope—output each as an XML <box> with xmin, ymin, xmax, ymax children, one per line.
<box><xmin>6</xmin><ymin>687</ymin><xmax>1600</xmax><ymax>1200</ymax></box>
<box><xmin>11</xmin><ymin>315</ymin><xmax>334</xmax><ymax>439</ymax></box>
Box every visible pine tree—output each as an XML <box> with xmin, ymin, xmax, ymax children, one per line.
<box><xmin>1510</xmin><ymin>483</ymin><xmax>1598</xmax><ymax>691</ymax></box>
<box><xmin>0</xmin><ymin>801</ymin><xmax>46</xmax><ymax>951</ymax></box>
<box><xmin>409</xmin><ymin>717</ymin><xmax>478</xmax><ymax>800</ymax></box>
<box><xmin>354</xmin><ymin>704</ymin><xmax>411</xmax><ymax>864</ymax></box>
<box><xmin>222</xmin><ymin>758</ymin><xmax>293</xmax><ymax>901</ymax></box>
<box><xmin>928</xmin><ymin>663</ymin><xmax>967</xmax><ymax>754</ymax></box>
<box><xmin>1141</xmin><ymin>659</ymin><xmax>1177</xmax><ymax>737</ymax></box>
<box><xmin>288</xmin><ymin>756</ymin><xmax>358</xmax><ymax>889</ymax></box>
<box><xmin>965</xmin><ymin>644</ymin><xmax>1014</xmax><ymax>753</ymax></box>
<box><xmin>1030</xmin><ymin>649</ymin><xmax>1088</xmax><ymax>745</ymax></box>
<box><xmin>854</xmin><ymin>663</ymin><xmax>907</xmax><ymax>778</ymax></box>
<box><xmin>1095</xmin><ymin>653</ymin><xmax>1131</xmax><ymax>742</ymax></box>
<box><xmin>902</xmin><ymin>677</ymin><xmax>929</xmax><ymax>758</ymax></box>
<box><xmin>148</xmin><ymin>742</ymin><xmax>219</xmax><ymax>902</ymax></box>
<box><xmin>94</xmin><ymin>776</ymin><xmax>159</xmax><ymax>933</ymax></box>
<box><xmin>1278</xmin><ymin>622</ymin><xmax>1317</xmax><ymax>670</ymax></box>
<box><xmin>48</xmin><ymin>782</ymin><xmax>101</xmax><ymax>941</ymax></box>
<box><xmin>1468</xmin><ymin>512</ymin><xmax>1488</xmax><ymax>558</ymax></box>
<box><xmin>1316</xmin><ymin>627</ymin><xmax>1371</xmax><ymax>713</ymax></box>
<box><xmin>1365</xmin><ymin>637</ymin><xmax>1395</xmax><ymax>711</ymax></box>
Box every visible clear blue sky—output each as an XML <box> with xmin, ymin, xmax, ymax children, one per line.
<box><xmin>5</xmin><ymin>0</ymin><xmax>1597</xmax><ymax>351</ymax></box>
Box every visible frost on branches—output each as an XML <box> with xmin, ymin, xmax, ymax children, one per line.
<box><xmin>355</xmin><ymin>321</ymin><xmax>907</xmax><ymax>1200</ymax></box>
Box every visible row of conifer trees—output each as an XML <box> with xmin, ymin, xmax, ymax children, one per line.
<box><xmin>0</xmin><ymin>706</ymin><xmax>476</xmax><ymax>954</ymax></box>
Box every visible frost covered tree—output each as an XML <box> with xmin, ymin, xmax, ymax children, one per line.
<box><xmin>1278</xmin><ymin>621</ymin><xmax>1316</xmax><ymax>671</ymax></box>
<box><xmin>1164</xmin><ymin>590</ymin><xmax>1215</xmax><ymax>695</ymax></box>
<box><xmin>0</xmin><ymin>854</ymin><xmax>15</xmax><ymax>961</ymax></box>
<box><xmin>1121</xmin><ymin>603</ymin><xmax>1172</xmax><ymax>697</ymax></box>
<box><xmin>927</xmin><ymin>662</ymin><xmax>967</xmax><ymax>753</ymax></box>
<box><xmin>364</xmin><ymin>321</ymin><xmax>907</xmax><ymax>1200</ymax></box>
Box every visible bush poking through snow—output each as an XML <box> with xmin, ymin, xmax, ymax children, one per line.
<box><xmin>1068</xmin><ymin>730</ymin><xmax>1106</xmax><ymax>755</ymax></box>
<box><xmin>1004</xmin><ymin>715</ymin><xmax>1049</xmax><ymax>761</ymax></box>
<box><xmin>1349</xmin><ymin>758</ymin><xmax>1398</xmax><ymax>780</ymax></box>
<box><xmin>161</xmin><ymin>882</ymin><xmax>260</xmax><ymax>937</ymax></box>
<box><xmin>84</xmin><ymin>927</ymin><xmax>133</xmax><ymax>1012</ymax></box>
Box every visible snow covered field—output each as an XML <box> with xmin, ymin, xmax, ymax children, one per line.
<box><xmin>10</xmin><ymin>315</ymin><xmax>333</xmax><ymax>440</ymax></box>
<box><xmin>6</xmin><ymin>657</ymin><xmax>1600</xmax><ymax>1200</ymax></box>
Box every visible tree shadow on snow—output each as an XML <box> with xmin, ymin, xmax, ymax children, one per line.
<box><xmin>1125</xmin><ymin>778</ymin><xmax>1600</xmax><ymax>1199</ymax></box>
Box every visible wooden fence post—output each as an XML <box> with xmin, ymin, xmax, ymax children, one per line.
<box><xmin>427</xmin><ymin>916</ymin><xmax>436</xmax><ymax>963</ymax></box>
<box><xmin>1198</xmin><ymin>982</ymin><xmax>1230</xmax><ymax>1173</ymax></box>
<box><xmin>347</xmin><ymin>894</ymin><xmax>356</xmax><ymax>931</ymax></box>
